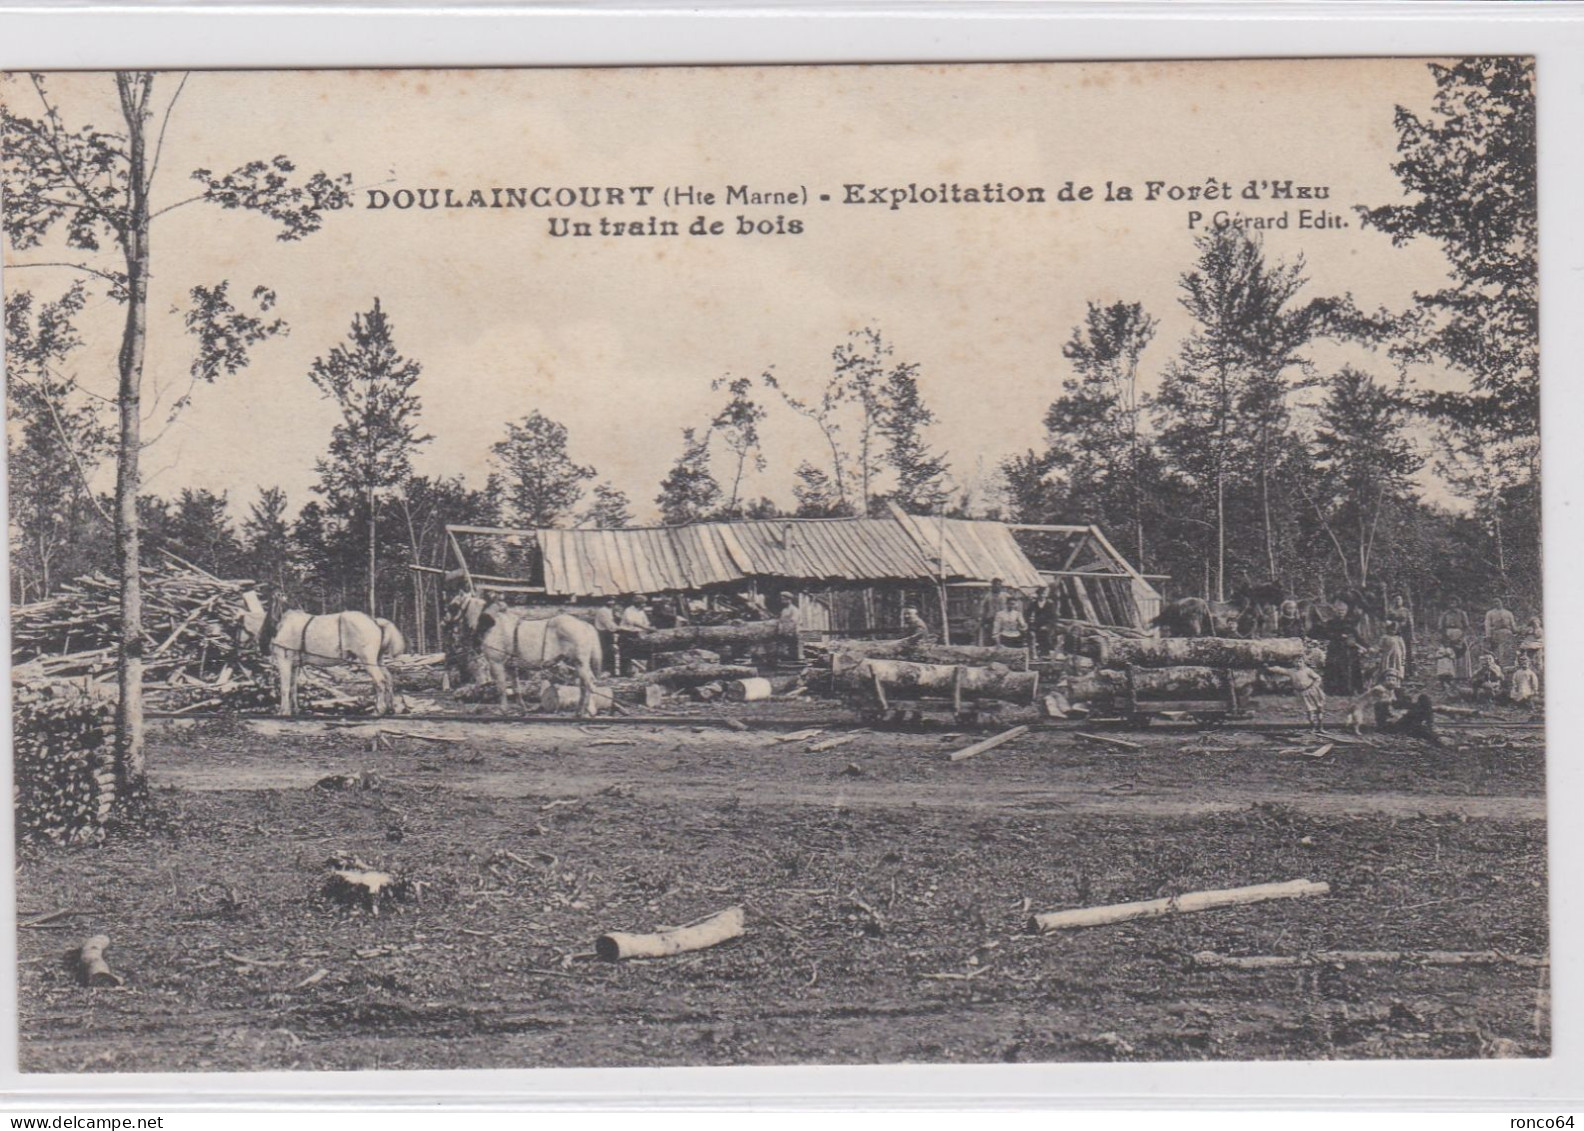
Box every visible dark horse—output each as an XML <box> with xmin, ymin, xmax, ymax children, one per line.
<box><xmin>1152</xmin><ymin>597</ymin><xmax>1216</xmax><ymax>637</ymax></box>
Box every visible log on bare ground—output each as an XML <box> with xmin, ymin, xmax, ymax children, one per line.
<box><xmin>606</xmin><ymin>678</ymin><xmax>667</xmax><ymax>709</ymax></box>
<box><xmin>539</xmin><ymin>685</ymin><xmax>617</xmax><ymax>715</ymax></box>
<box><xmin>75</xmin><ymin>934</ymin><xmax>122</xmax><ymax>986</ymax></box>
<box><xmin>1028</xmin><ymin>878</ymin><xmax>1329</xmax><ymax>932</ymax></box>
<box><xmin>1086</xmin><ymin>636</ymin><xmax>1306</xmax><ymax>670</ymax></box>
<box><xmin>595</xmin><ymin>906</ymin><xmax>746</xmax><ymax>960</ymax></box>
<box><xmin>831</xmin><ymin>654</ymin><xmax>1039</xmax><ymax>705</ymax></box>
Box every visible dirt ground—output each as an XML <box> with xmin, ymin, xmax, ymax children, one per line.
<box><xmin>15</xmin><ymin>700</ymin><xmax>1549</xmax><ymax>1071</ymax></box>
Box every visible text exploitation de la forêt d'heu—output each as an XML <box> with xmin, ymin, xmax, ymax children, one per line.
<box><xmin>361</xmin><ymin>177</ymin><xmax>1349</xmax><ymax>239</ymax></box>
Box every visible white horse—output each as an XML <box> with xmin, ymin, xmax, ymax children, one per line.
<box><xmin>449</xmin><ymin>593</ymin><xmax>603</xmax><ymax>716</ymax></box>
<box><xmin>238</xmin><ymin>591</ymin><xmax>396</xmax><ymax>715</ymax></box>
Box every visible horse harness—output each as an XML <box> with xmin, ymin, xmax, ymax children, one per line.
<box><xmin>272</xmin><ymin>613</ymin><xmax>351</xmax><ymax>663</ymax></box>
<box><xmin>480</xmin><ymin>609</ymin><xmax>553</xmax><ymax>667</ymax></box>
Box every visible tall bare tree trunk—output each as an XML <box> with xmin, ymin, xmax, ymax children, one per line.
<box><xmin>1261</xmin><ymin>464</ymin><xmax>1277</xmax><ymax>580</ymax></box>
<box><xmin>366</xmin><ymin>486</ymin><xmax>377</xmax><ymax>616</ymax></box>
<box><xmin>113</xmin><ymin>73</ymin><xmax>152</xmax><ymax>794</ymax></box>
<box><xmin>1214</xmin><ymin>465</ymin><xmax>1226</xmax><ymax>603</ymax></box>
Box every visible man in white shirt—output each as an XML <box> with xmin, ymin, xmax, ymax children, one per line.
<box><xmin>992</xmin><ymin>594</ymin><xmax>1028</xmax><ymax>648</ymax></box>
<box><xmin>620</xmin><ymin>596</ymin><xmax>652</xmax><ymax>633</ymax></box>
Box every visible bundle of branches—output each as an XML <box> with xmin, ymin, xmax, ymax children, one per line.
<box><xmin>11</xmin><ymin>555</ymin><xmax>265</xmax><ymax>691</ymax></box>
<box><xmin>12</xmin><ymin>683</ymin><xmax>117</xmax><ymax>847</ymax></box>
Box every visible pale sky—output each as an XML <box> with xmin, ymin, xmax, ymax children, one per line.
<box><xmin>3</xmin><ymin>60</ymin><xmax>1470</xmax><ymax>523</ymax></box>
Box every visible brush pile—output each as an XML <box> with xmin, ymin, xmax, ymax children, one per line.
<box><xmin>10</xmin><ymin>555</ymin><xmax>276</xmax><ymax>710</ymax></box>
<box><xmin>12</xmin><ymin>555</ymin><xmax>261</xmax><ymax>681</ymax></box>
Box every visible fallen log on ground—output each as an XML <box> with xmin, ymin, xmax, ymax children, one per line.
<box><xmin>1086</xmin><ymin>636</ymin><xmax>1306</xmax><ymax>670</ymax></box>
<box><xmin>830</xmin><ymin>639</ymin><xmax>1028</xmax><ymax>670</ymax></box>
<box><xmin>605</xmin><ymin>678</ymin><xmax>667</xmax><ymax>709</ymax></box>
<box><xmin>831</xmin><ymin>654</ymin><xmax>1040</xmax><ymax>705</ymax></box>
<box><xmin>1028</xmin><ymin>878</ymin><xmax>1329</xmax><ymax>933</ymax></box>
<box><xmin>643</xmin><ymin>663</ymin><xmax>758</xmax><ymax>689</ymax></box>
<box><xmin>627</xmin><ymin>621</ymin><xmax>791</xmax><ymax>654</ymax></box>
<box><xmin>725</xmin><ymin>677</ymin><xmax>773</xmax><ymax>702</ymax></box>
<box><xmin>949</xmin><ymin>724</ymin><xmax>1030</xmax><ymax>763</ymax></box>
<box><xmin>538</xmin><ymin>685</ymin><xmax>617</xmax><ymax>715</ymax></box>
<box><xmin>1192</xmin><ymin>949</ymin><xmax>1548</xmax><ymax>970</ymax></box>
<box><xmin>595</xmin><ymin>906</ymin><xmax>745</xmax><ymax>961</ymax></box>
<box><xmin>1064</xmin><ymin>666</ymin><xmax>1256</xmax><ymax>704</ymax></box>
<box><xmin>76</xmin><ymin>934</ymin><xmax>121</xmax><ymax>986</ymax></box>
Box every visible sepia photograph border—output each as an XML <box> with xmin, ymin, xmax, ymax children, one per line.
<box><xmin>0</xmin><ymin>0</ymin><xmax>1581</xmax><ymax>1112</ymax></box>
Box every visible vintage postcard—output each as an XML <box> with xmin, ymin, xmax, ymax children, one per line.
<box><xmin>3</xmin><ymin>59</ymin><xmax>1545</xmax><ymax>1072</ymax></box>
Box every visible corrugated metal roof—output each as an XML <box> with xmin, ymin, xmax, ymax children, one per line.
<box><xmin>500</xmin><ymin>514</ymin><xmax>1048</xmax><ymax>597</ymax></box>
<box><xmin>888</xmin><ymin>509</ymin><xmax>1048</xmax><ymax>590</ymax></box>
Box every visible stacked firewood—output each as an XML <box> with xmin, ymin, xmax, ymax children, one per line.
<box><xmin>11</xmin><ymin>556</ymin><xmax>270</xmax><ymax>709</ymax></box>
<box><xmin>12</xmin><ymin>683</ymin><xmax>117</xmax><ymax>846</ymax></box>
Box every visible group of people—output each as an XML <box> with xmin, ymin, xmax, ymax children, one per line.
<box><xmin>1434</xmin><ymin>597</ymin><xmax>1544</xmax><ymax>706</ymax></box>
<box><xmin>972</xmin><ymin>578</ymin><xmax>1070</xmax><ymax>655</ymax></box>
<box><xmin>894</xmin><ymin>578</ymin><xmax>1071</xmax><ymax>656</ymax></box>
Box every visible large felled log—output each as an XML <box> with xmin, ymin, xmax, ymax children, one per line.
<box><xmin>1086</xmin><ymin>636</ymin><xmax>1306</xmax><ymax>670</ymax></box>
<box><xmin>651</xmin><ymin>648</ymin><xmax>721</xmax><ymax>669</ymax></box>
<box><xmin>642</xmin><ymin>663</ymin><xmax>758</xmax><ymax>689</ymax></box>
<box><xmin>628</xmin><ymin>621</ymin><xmax>791</xmax><ymax>655</ymax></box>
<box><xmin>831</xmin><ymin>653</ymin><xmax>1039</xmax><ymax>705</ymax></box>
<box><xmin>831</xmin><ymin>639</ymin><xmax>1028</xmax><ymax>670</ymax></box>
<box><xmin>596</xmin><ymin>906</ymin><xmax>746</xmax><ymax>960</ymax></box>
<box><xmin>1064</xmin><ymin>666</ymin><xmax>1256</xmax><ymax>704</ymax></box>
<box><xmin>76</xmin><ymin>934</ymin><xmax>122</xmax><ymax>986</ymax></box>
<box><xmin>1029</xmin><ymin>878</ymin><xmax>1329</xmax><ymax>932</ymax></box>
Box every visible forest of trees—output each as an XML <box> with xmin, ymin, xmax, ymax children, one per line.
<box><xmin>3</xmin><ymin>59</ymin><xmax>1542</xmax><ymax>787</ymax></box>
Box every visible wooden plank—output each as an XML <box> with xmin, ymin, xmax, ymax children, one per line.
<box><xmin>1075</xmin><ymin>731</ymin><xmax>1143</xmax><ymax>750</ymax></box>
<box><xmin>949</xmin><ymin>724</ymin><xmax>1030</xmax><ymax>763</ymax></box>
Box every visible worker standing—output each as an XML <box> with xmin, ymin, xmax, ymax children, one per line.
<box><xmin>1440</xmin><ymin>599</ymin><xmax>1471</xmax><ymax>680</ymax></box>
<box><xmin>777</xmin><ymin>590</ymin><xmax>803</xmax><ymax>662</ymax></box>
<box><xmin>1388</xmin><ymin>594</ymin><xmax>1415</xmax><ymax>674</ymax></box>
<box><xmin>992</xmin><ymin>593</ymin><xmax>1028</xmax><ymax>649</ymax></box>
<box><xmin>1029</xmin><ymin>586</ymin><xmax>1060</xmax><ymax>659</ymax></box>
<box><xmin>977</xmin><ymin>578</ymin><xmax>1005</xmax><ymax>646</ymax></box>
<box><xmin>593</xmin><ymin>598</ymin><xmax>619</xmax><ymax>675</ymax></box>
<box><xmin>1485</xmin><ymin>598</ymin><xmax>1517</xmax><ymax>669</ymax></box>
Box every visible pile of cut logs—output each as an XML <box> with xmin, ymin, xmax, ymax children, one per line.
<box><xmin>814</xmin><ymin>637</ymin><xmax>1042</xmax><ymax>710</ymax></box>
<box><xmin>1061</xmin><ymin>635</ymin><xmax>1309</xmax><ymax>714</ymax></box>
